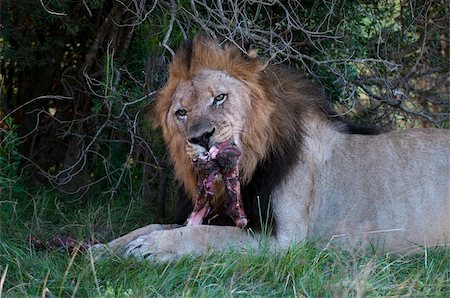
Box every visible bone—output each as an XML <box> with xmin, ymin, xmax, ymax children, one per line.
<box><xmin>186</xmin><ymin>141</ymin><xmax>248</xmax><ymax>228</ymax></box>
<box><xmin>213</xmin><ymin>143</ymin><xmax>247</xmax><ymax>228</ymax></box>
<box><xmin>186</xmin><ymin>155</ymin><xmax>219</xmax><ymax>225</ymax></box>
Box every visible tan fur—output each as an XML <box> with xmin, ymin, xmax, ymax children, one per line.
<box><xmin>96</xmin><ymin>36</ymin><xmax>450</xmax><ymax>261</ymax></box>
<box><xmin>154</xmin><ymin>35</ymin><xmax>323</xmax><ymax>203</ymax></box>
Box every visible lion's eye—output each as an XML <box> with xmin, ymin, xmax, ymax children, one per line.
<box><xmin>175</xmin><ymin>109</ymin><xmax>187</xmax><ymax>119</ymax></box>
<box><xmin>213</xmin><ymin>93</ymin><xmax>227</xmax><ymax>106</ymax></box>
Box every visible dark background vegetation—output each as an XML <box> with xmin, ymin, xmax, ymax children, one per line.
<box><xmin>1</xmin><ymin>0</ymin><xmax>449</xmax><ymax>226</ymax></box>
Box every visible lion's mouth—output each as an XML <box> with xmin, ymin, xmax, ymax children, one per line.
<box><xmin>186</xmin><ymin>140</ymin><xmax>248</xmax><ymax>228</ymax></box>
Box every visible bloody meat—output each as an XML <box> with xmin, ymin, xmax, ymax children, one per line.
<box><xmin>186</xmin><ymin>141</ymin><xmax>248</xmax><ymax>228</ymax></box>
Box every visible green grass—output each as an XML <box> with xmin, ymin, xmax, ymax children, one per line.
<box><xmin>0</xmin><ymin>191</ymin><xmax>449</xmax><ymax>297</ymax></box>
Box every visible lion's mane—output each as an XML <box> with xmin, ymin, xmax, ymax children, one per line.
<box><xmin>153</xmin><ymin>35</ymin><xmax>367</xmax><ymax>228</ymax></box>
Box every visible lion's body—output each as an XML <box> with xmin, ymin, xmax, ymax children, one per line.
<box><xmin>97</xmin><ymin>35</ymin><xmax>450</xmax><ymax>261</ymax></box>
<box><xmin>274</xmin><ymin>124</ymin><xmax>449</xmax><ymax>252</ymax></box>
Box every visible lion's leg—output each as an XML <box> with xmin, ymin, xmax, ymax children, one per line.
<box><xmin>124</xmin><ymin>225</ymin><xmax>264</xmax><ymax>261</ymax></box>
<box><xmin>92</xmin><ymin>224</ymin><xmax>181</xmax><ymax>258</ymax></box>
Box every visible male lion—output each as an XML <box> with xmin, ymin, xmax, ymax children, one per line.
<box><xmin>98</xmin><ymin>35</ymin><xmax>449</xmax><ymax>261</ymax></box>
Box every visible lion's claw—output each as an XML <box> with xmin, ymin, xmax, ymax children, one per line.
<box><xmin>124</xmin><ymin>232</ymin><xmax>179</xmax><ymax>262</ymax></box>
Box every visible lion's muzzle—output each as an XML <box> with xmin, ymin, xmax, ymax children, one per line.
<box><xmin>187</xmin><ymin>120</ymin><xmax>215</xmax><ymax>149</ymax></box>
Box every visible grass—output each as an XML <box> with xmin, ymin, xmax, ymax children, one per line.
<box><xmin>0</xmin><ymin>190</ymin><xmax>449</xmax><ymax>297</ymax></box>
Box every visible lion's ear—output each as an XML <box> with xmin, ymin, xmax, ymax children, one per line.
<box><xmin>231</xmin><ymin>35</ymin><xmax>258</xmax><ymax>59</ymax></box>
<box><xmin>242</xmin><ymin>40</ymin><xmax>258</xmax><ymax>60</ymax></box>
<box><xmin>247</xmin><ymin>49</ymin><xmax>258</xmax><ymax>59</ymax></box>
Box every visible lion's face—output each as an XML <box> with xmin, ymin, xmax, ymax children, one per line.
<box><xmin>166</xmin><ymin>69</ymin><xmax>250</xmax><ymax>159</ymax></box>
<box><xmin>154</xmin><ymin>35</ymin><xmax>274</xmax><ymax>199</ymax></box>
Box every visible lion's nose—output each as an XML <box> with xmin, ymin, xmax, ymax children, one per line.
<box><xmin>188</xmin><ymin>127</ymin><xmax>215</xmax><ymax>149</ymax></box>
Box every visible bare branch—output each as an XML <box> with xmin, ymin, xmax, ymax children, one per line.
<box><xmin>39</xmin><ymin>0</ymin><xmax>67</xmax><ymax>16</ymax></box>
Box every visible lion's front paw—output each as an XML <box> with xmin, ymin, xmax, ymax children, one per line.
<box><xmin>124</xmin><ymin>230</ymin><xmax>180</xmax><ymax>262</ymax></box>
<box><xmin>123</xmin><ymin>225</ymin><xmax>255</xmax><ymax>262</ymax></box>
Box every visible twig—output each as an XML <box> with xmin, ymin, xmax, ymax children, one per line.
<box><xmin>161</xmin><ymin>0</ymin><xmax>177</xmax><ymax>56</ymax></box>
<box><xmin>39</xmin><ymin>0</ymin><xmax>67</xmax><ymax>16</ymax></box>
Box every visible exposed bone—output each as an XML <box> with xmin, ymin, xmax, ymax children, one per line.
<box><xmin>186</xmin><ymin>141</ymin><xmax>247</xmax><ymax>228</ymax></box>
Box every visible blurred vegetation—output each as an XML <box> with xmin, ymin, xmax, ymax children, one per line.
<box><xmin>0</xmin><ymin>0</ymin><xmax>449</xmax><ymax>219</ymax></box>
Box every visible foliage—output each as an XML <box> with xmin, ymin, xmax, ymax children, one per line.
<box><xmin>0</xmin><ymin>117</ymin><xmax>24</xmax><ymax>196</ymax></box>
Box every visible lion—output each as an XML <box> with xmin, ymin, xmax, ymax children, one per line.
<box><xmin>96</xmin><ymin>35</ymin><xmax>450</xmax><ymax>261</ymax></box>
